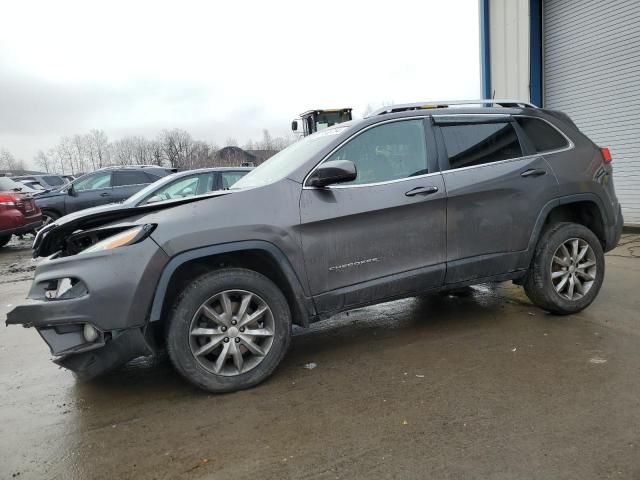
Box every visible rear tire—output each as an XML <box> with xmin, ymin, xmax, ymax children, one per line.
<box><xmin>166</xmin><ymin>268</ymin><xmax>291</xmax><ymax>393</ymax></box>
<box><xmin>0</xmin><ymin>235</ymin><xmax>10</xmax><ymax>248</ymax></box>
<box><xmin>524</xmin><ymin>222</ymin><xmax>604</xmax><ymax>315</ymax></box>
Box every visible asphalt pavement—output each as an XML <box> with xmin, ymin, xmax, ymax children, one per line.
<box><xmin>1</xmin><ymin>234</ymin><xmax>639</xmax><ymax>479</ymax></box>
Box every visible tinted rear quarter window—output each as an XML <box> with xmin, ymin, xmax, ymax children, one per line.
<box><xmin>515</xmin><ymin>117</ymin><xmax>568</xmax><ymax>153</ymax></box>
<box><xmin>113</xmin><ymin>171</ymin><xmax>153</xmax><ymax>187</ymax></box>
<box><xmin>147</xmin><ymin>169</ymin><xmax>171</xmax><ymax>179</ymax></box>
<box><xmin>43</xmin><ymin>175</ymin><xmax>65</xmax><ymax>186</ymax></box>
<box><xmin>441</xmin><ymin>122</ymin><xmax>522</xmax><ymax>169</ymax></box>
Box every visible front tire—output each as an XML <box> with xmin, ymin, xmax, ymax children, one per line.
<box><xmin>40</xmin><ymin>210</ymin><xmax>60</xmax><ymax>230</ymax></box>
<box><xmin>0</xmin><ymin>235</ymin><xmax>11</xmax><ymax>248</ymax></box>
<box><xmin>166</xmin><ymin>268</ymin><xmax>291</xmax><ymax>393</ymax></box>
<box><xmin>524</xmin><ymin>222</ymin><xmax>605</xmax><ymax>315</ymax></box>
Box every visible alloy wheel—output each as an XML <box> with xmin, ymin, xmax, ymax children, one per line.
<box><xmin>37</xmin><ymin>214</ymin><xmax>55</xmax><ymax>231</ymax></box>
<box><xmin>189</xmin><ymin>289</ymin><xmax>275</xmax><ymax>376</ymax></box>
<box><xmin>550</xmin><ymin>238</ymin><xmax>597</xmax><ymax>301</ymax></box>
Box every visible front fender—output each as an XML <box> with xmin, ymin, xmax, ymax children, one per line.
<box><xmin>148</xmin><ymin>240</ymin><xmax>315</xmax><ymax>326</ymax></box>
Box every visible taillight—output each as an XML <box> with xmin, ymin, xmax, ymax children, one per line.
<box><xmin>0</xmin><ymin>193</ymin><xmax>17</xmax><ymax>207</ymax></box>
<box><xmin>600</xmin><ymin>147</ymin><xmax>612</xmax><ymax>163</ymax></box>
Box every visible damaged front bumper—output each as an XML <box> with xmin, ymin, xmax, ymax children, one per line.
<box><xmin>6</xmin><ymin>237</ymin><xmax>170</xmax><ymax>379</ymax></box>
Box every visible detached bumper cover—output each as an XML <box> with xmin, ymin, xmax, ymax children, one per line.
<box><xmin>6</xmin><ymin>238</ymin><xmax>169</xmax><ymax>374</ymax></box>
<box><xmin>54</xmin><ymin>328</ymin><xmax>154</xmax><ymax>381</ymax></box>
<box><xmin>6</xmin><ymin>237</ymin><xmax>169</xmax><ymax>331</ymax></box>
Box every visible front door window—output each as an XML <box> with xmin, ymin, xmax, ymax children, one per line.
<box><xmin>325</xmin><ymin>120</ymin><xmax>428</xmax><ymax>185</ymax></box>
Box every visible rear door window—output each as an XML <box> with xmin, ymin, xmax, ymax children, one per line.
<box><xmin>221</xmin><ymin>171</ymin><xmax>248</xmax><ymax>189</ymax></box>
<box><xmin>515</xmin><ymin>117</ymin><xmax>569</xmax><ymax>153</ymax></box>
<box><xmin>440</xmin><ymin>122</ymin><xmax>523</xmax><ymax>169</ymax></box>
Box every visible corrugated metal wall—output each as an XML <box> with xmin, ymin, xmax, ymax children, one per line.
<box><xmin>489</xmin><ymin>0</ymin><xmax>530</xmax><ymax>100</ymax></box>
<box><xmin>544</xmin><ymin>0</ymin><xmax>640</xmax><ymax>225</ymax></box>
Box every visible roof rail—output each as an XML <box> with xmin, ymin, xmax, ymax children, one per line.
<box><xmin>99</xmin><ymin>164</ymin><xmax>162</xmax><ymax>170</ymax></box>
<box><xmin>367</xmin><ymin>99</ymin><xmax>537</xmax><ymax>117</ymax></box>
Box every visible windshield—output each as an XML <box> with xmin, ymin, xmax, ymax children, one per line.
<box><xmin>314</xmin><ymin>111</ymin><xmax>351</xmax><ymax>132</ymax></box>
<box><xmin>233</xmin><ymin>127</ymin><xmax>346</xmax><ymax>189</ymax></box>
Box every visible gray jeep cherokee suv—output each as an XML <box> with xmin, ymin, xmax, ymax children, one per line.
<box><xmin>7</xmin><ymin>100</ymin><xmax>623</xmax><ymax>393</ymax></box>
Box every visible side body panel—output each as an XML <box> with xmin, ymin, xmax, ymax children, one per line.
<box><xmin>538</xmin><ymin>112</ymin><xmax>621</xmax><ymax>239</ymax></box>
<box><xmin>299</xmin><ymin>174</ymin><xmax>447</xmax><ymax>313</ymax></box>
<box><xmin>65</xmin><ymin>185</ymin><xmax>115</xmax><ymax>213</ymax></box>
<box><xmin>434</xmin><ymin>117</ymin><xmax>560</xmax><ymax>283</ymax></box>
<box><xmin>297</xmin><ymin>117</ymin><xmax>446</xmax><ymax>313</ymax></box>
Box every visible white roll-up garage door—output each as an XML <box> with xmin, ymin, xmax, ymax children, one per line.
<box><xmin>544</xmin><ymin>0</ymin><xmax>640</xmax><ymax>225</ymax></box>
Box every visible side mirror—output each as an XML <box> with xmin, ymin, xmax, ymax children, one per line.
<box><xmin>307</xmin><ymin>160</ymin><xmax>357</xmax><ymax>188</ymax></box>
<box><xmin>146</xmin><ymin>195</ymin><xmax>163</xmax><ymax>204</ymax></box>
<box><xmin>67</xmin><ymin>185</ymin><xmax>76</xmax><ymax>196</ymax></box>
<box><xmin>291</xmin><ymin>120</ymin><xmax>299</xmax><ymax>132</ymax></box>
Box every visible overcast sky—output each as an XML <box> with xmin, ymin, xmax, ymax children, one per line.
<box><xmin>0</xmin><ymin>0</ymin><xmax>480</xmax><ymax>165</ymax></box>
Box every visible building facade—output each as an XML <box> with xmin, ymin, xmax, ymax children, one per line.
<box><xmin>481</xmin><ymin>0</ymin><xmax>640</xmax><ymax>225</ymax></box>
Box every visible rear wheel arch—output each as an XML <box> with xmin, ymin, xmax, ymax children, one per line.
<box><xmin>543</xmin><ymin>200</ymin><xmax>606</xmax><ymax>247</ymax></box>
<box><xmin>149</xmin><ymin>241</ymin><xmax>314</xmax><ymax>331</ymax></box>
<box><xmin>528</xmin><ymin>195</ymin><xmax>609</xmax><ymax>254</ymax></box>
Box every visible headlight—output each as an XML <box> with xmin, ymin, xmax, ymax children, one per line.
<box><xmin>82</xmin><ymin>225</ymin><xmax>152</xmax><ymax>254</ymax></box>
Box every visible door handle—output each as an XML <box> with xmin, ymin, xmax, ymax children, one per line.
<box><xmin>99</xmin><ymin>192</ymin><xmax>111</xmax><ymax>197</ymax></box>
<box><xmin>521</xmin><ymin>168</ymin><xmax>546</xmax><ymax>178</ymax></box>
<box><xmin>405</xmin><ymin>186</ymin><xmax>439</xmax><ymax>197</ymax></box>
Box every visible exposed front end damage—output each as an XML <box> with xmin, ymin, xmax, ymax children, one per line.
<box><xmin>53</xmin><ymin>327</ymin><xmax>154</xmax><ymax>380</ymax></box>
<box><xmin>3</xmin><ymin>197</ymin><xmax>202</xmax><ymax>379</ymax></box>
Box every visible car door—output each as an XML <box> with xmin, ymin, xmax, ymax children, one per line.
<box><xmin>298</xmin><ymin>118</ymin><xmax>446</xmax><ymax>314</ymax></box>
<box><xmin>65</xmin><ymin>171</ymin><xmax>114</xmax><ymax>213</ymax></box>
<box><xmin>112</xmin><ymin>170</ymin><xmax>155</xmax><ymax>202</ymax></box>
<box><xmin>434</xmin><ymin>115</ymin><xmax>559</xmax><ymax>284</ymax></box>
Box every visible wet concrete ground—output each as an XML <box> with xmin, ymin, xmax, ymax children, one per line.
<box><xmin>1</xmin><ymin>235</ymin><xmax>640</xmax><ymax>479</ymax></box>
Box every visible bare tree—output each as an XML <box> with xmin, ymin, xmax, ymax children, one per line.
<box><xmin>55</xmin><ymin>137</ymin><xmax>76</xmax><ymax>175</ymax></box>
<box><xmin>148</xmin><ymin>139</ymin><xmax>164</xmax><ymax>166</ymax></box>
<box><xmin>190</xmin><ymin>141</ymin><xmax>220</xmax><ymax>169</ymax></box>
<box><xmin>30</xmin><ymin>126</ymin><xmax>292</xmax><ymax>174</ymax></box>
<box><xmin>131</xmin><ymin>136</ymin><xmax>152</xmax><ymax>164</ymax></box>
<box><xmin>0</xmin><ymin>148</ymin><xmax>18</xmax><ymax>170</ymax></box>
<box><xmin>251</xmin><ymin>129</ymin><xmax>294</xmax><ymax>151</ymax></box>
<box><xmin>86</xmin><ymin>129</ymin><xmax>109</xmax><ymax>170</ymax></box>
<box><xmin>34</xmin><ymin>150</ymin><xmax>52</xmax><ymax>173</ymax></box>
<box><xmin>112</xmin><ymin>137</ymin><xmax>136</xmax><ymax>166</ymax></box>
<box><xmin>160</xmin><ymin>129</ymin><xmax>194</xmax><ymax>169</ymax></box>
<box><xmin>72</xmin><ymin>134</ymin><xmax>89</xmax><ymax>174</ymax></box>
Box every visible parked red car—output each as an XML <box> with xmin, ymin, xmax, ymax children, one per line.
<box><xmin>0</xmin><ymin>177</ymin><xmax>42</xmax><ymax>247</ymax></box>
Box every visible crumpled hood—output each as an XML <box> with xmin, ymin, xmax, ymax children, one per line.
<box><xmin>33</xmin><ymin>190</ymin><xmax>232</xmax><ymax>258</ymax></box>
